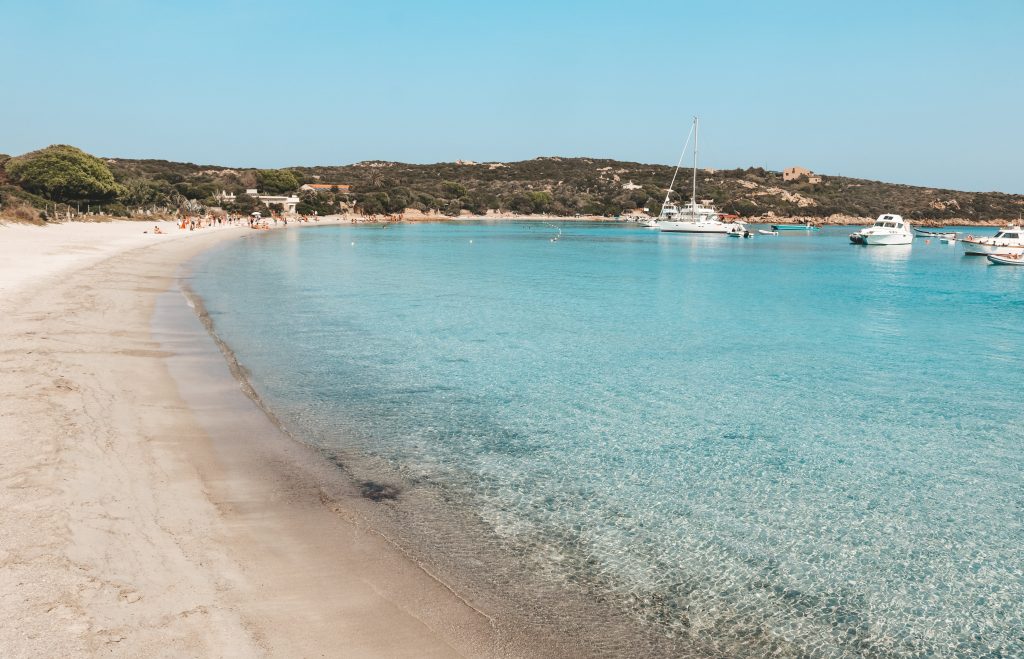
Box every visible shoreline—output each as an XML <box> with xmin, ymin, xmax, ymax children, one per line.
<box><xmin>177</xmin><ymin>230</ymin><xmax>692</xmax><ymax>656</ymax></box>
<box><xmin>286</xmin><ymin>214</ymin><xmax>1018</xmax><ymax>228</ymax></box>
<box><xmin>0</xmin><ymin>221</ymin><xmax>509</xmax><ymax>657</ymax></box>
<box><xmin>5</xmin><ymin>213</ymin><xmax>1016</xmax><ymax>232</ymax></box>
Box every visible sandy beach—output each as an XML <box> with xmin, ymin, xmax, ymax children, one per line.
<box><xmin>0</xmin><ymin>220</ymin><xmax>505</xmax><ymax>658</ymax></box>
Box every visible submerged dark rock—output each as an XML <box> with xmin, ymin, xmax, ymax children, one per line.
<box><xmin>359</xmin><ymin>481</ymin><xmax>400</xmax><ymax>502</ymax></box>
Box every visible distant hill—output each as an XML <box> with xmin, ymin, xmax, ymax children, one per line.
<box><xmin>285</xmin><ymin>158</ymin><xmax>1024</xmax><ymax>224</ymax></box>
<box><xmin>3</xmin><ymin>148</ymin><xmax>1022</xmax><ymax>225</ymax></box>
<box><xmin>110</xmin><ymin>156</ymin><xmax>1024</xmax><ymax>225</ymax></box>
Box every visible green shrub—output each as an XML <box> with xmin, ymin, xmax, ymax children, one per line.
<box><xmin>5</xmin><ymin>145</ymin><xmax>125</xmax><ymax>203</ymax></box>
<box><xmin>256</xmin><ymin>169</ymin><xmax>299</xmax><ymax>194</ymax></box>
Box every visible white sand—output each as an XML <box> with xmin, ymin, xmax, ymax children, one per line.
<box><xmin>0</xmin><ymin>220</ymin><xmax>201</xmax><ymax>295</ymax></box>
<box><xmin>0</xmin><ymin>220</ymin><xmax>505</xmax><ymax>657</ymax></box>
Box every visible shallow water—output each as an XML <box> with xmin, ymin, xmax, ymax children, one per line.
<box><xmin>190</xmin><ymin>222</ymin><xmax>1023</xmax><ymax>657</ymax></box>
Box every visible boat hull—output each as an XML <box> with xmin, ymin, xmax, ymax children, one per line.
<box><xmin>659</xmin><ymin>221</ymin><xmax>740</xmax><ymax>234</ymax></box>
<box><xmin>960</xmin><ymin>241</ymin><xmax>1024</xmax><ymax>256</ymax></box>
<box><xmin>987</xmin><ymin>254</ymin><xmax>1024</xmax><ymax>265</ymax></box>
<box><xmin>865</xmin><ymin>233</ymin><xmax>912</xmax><ymax>245</ymax></box>
<box><xmin>915</xmin><ymin>230</ymin><xmax>956</xmax><ymax>240</ymax></box>
<box><xmin>850</xmin><ymin>232</ymin><xmax>913</xmax><ymax>245</ymax></box>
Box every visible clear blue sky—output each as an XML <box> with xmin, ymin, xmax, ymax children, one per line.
<box><xmin>3</xmin><ymin>0</ymin><xmax>1022</xmax><ymax>193</ymax></box>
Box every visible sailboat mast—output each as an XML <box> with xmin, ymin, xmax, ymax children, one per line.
<box><xmin>664</xmin><ymin>122</ymin><xmax>695</xmax><ymax>208</ymax></box>
<box><xmin>691</xmin><ymin>116</ymin><xmax>698</xmax><ymax>205</ymax></box>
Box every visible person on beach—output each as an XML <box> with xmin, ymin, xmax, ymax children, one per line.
<box><xmin>153</xmin><ymin>225</ymin><xmax>163</xmax><ymax>234</ymax></box>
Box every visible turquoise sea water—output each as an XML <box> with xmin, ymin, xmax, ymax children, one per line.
<box><xmin>190</xmin><ymin>222</ymin><xmax>1023</xmax><ymax>657</ymax></box>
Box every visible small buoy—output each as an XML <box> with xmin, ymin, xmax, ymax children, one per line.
<box><xmin>469</xmin><ymin>239</ymin><xmax>473</xmax><ymax>244</ymax></box>
<box><xmin>351</xmin><ymin>241</ymin><xmax>355</xmax><ymax>246</ymax></box>
<box><xmin>925</xmin><ymin>239</ymin><xmax>930</xmax><ymax>244</ymax></box>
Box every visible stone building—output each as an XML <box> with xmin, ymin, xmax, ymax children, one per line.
<box><xmin>783</xmin><ymin>166</ymin><xmax>813</xmax><ymax>182</ymax></box>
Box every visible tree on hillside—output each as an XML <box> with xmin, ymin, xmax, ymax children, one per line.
<box><xmin>256</xmin><ymin>169</ymin><xmax>299</xmax><ymax>194</ymax></box>
<box><xmin>384</xmin><ymin>186</ymin><xmax>412</xmax><ymax>213</ymax></box>
<box><xmin>229</xmin><ymin>193</ymin><xmax>265</xmax><ymax>215</ymax></box>
<box><xmin>529</xmin><ymin>191</ymin><xmax>553</xmax><ymax>213</ymax></box>
<box><xmin>508</xmin><ymin>194</ymin><xmax>534</xmax><ymax>214</ymax></box>
<box><xmin>296</xmin><ymin>190</ymin><xmax>338</xmax><ymax>216</ymax></box>
<box><xmin>443</xmin><ymin>181</ymin><xmax>468</xmax><ymax>198</ymax></box>
<box><xmin>367</xmin><ymin>170</ymin><xmax>385</xmax><ymax>189</ymax></box>
<box><xmin>357</xmin><ymin>192</ymin><xmax>390</xmax><ymax>215</ymax></box>
<box><xmin>5</xmin><ymin>145</ymin><xmax>125</xmax><ymax>203</ymax></box>
<box><xmin>174</xmin><ymin>181</ymin><xmax>219</xmax><ymax>203</ymax></box>
<box><xmin>122</xmin><ymin>177</ymin><xmax>174</xmax><ymax>206</ymax></box>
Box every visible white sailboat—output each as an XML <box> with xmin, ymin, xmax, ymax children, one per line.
<box><xmin>658</xmin><ymin>117</ymin><xmax>744</xmax><ymax>234</ymax></box>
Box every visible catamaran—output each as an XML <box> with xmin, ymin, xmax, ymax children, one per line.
<box><xmin>656</xmin><ymin>117</ymin><xmax>745</xmax><ymax>235</ymax></box>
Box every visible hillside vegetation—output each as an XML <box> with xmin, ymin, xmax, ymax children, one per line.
<box><xmin>291</xmin><ymin>158</ymin><xmax>1023</xmax><ymax>224</ymax></box>
<box><xmin>2</xmin><ymin>145</ymin><xmax>1021</xmax><ymax>225</ymax></box>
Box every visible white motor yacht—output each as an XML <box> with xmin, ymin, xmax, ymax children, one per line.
<box><xmin>960</xmin><ymin>226</ymin><xmax>1024</xmax><ymax>256</ymax></box>
<box><xmin>849</xmin><ymin>214</ymin><xmax>914</xmax><ymax>245</ymax></box>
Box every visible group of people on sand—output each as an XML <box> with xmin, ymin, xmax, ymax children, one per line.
<box><xmin>246</xmin><ymin>212</ymin><xmax>323</xmax><ymax>230</ymax></box>
<box><xmin>148</xmin><ymin>210</ymin><xmax>325</xmax><ymax>235</ymax></box>
<box><xmin>180</xmin><ymin>214</ymin><xmax>247</xmax><ymax>231</ymax></box>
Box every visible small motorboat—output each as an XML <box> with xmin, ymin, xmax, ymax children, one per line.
<box><xmin>727</xmin><ymin>226</ymin><xmax>753</xmax><ymax>238</ymax></box>
<box><xmin>987</xmin><ymin>253</ymin><xmax>1024</xmax><ymax>266</ymax></box>
<box><xmin>915</xmin><ymin>228</ymin><xmax>957</xmax><ymax>240</ymax></box>
<box><xmin>850</xmin><ymin>214</ymin><xmax>914</xmax><ymax>245</ymax></box>
<box><xmin>772</xmin><ymin>222</ymin><xmax>819</xmax><ymax>231</ymax></box>
<box><xmin>758</xmin><ymin>229</ymin><xmax>779</xmax><ymax>236</ymax></box>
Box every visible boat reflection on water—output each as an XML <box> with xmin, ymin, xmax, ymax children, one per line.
<box><xmin>858</xmin><ymin>243</ymin><xmax>913</xmax><ymax>263</ymax></box>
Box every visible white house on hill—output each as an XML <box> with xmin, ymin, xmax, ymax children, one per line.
<box><xmin>217</xmin><ymin>188</ymin><xmax>300</xmax><ymax>213</ymax></box>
